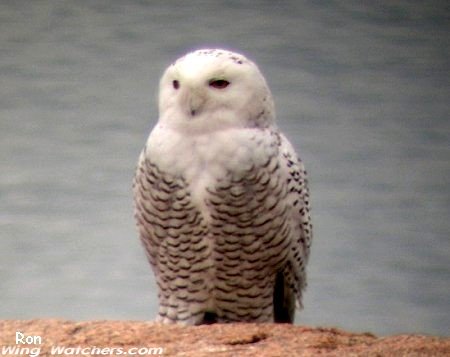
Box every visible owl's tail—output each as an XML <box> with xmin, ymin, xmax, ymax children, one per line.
<box><xmin>273</xmin><ymin>271</ymin><xmax>296</xmax><ymax>323</ymax></box>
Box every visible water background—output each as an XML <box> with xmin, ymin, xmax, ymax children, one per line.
<box><xmin>1</xmin><ymin>1</ymin><xmax>449</xmax><ymax>336</ymax></box>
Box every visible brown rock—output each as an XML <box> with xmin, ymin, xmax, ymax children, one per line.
<box><xmin>0</xmin><ymin>319</ymin><xmax>448</xmax><ymax>356</ymax></box>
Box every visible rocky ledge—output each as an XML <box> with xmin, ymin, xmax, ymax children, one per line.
<box><xmin>1</xmin><ymin>320</ymin><xmax>448</xmax><ymax>356</ymax></box>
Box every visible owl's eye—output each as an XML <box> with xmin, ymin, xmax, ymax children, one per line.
<box><xmin>209</xmin><ymin>79</ymin><xmax>230</xmax><ymax>89</ymax></box>
<box><xmin>172</xmin><ymin>80</ymin><xmax>180</xmax><ymax>89</ymax></box>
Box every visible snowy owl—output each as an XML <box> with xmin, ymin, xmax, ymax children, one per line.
<box><xmin>133</xmin><ymin>48</ymin><xmax>312</xmax><ymax>325</ymax></box>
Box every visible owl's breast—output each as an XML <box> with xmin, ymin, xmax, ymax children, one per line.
<box><xmin>147</xmin><ymin>124</ymin><xmax>275</xmax><ymax>178</ymax></box>
<box><xmin>145</xmin><ymin>124</ymin><xmax>279</xmax><ymax>220</ymax></box>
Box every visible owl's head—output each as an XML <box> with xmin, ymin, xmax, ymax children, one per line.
<box><xmin>158</xmin><ymin>49</ymin><xmax>275</xmax><ymax>133</ymax></box>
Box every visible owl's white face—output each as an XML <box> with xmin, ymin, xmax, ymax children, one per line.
<box><xmin>158</xmin><ymin>49</ymin><xmax>275</xmax><ymax>133</ymax></box>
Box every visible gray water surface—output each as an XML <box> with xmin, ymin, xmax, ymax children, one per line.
<box><xmin>1</xmin><ymin>1</ymin><xmax>449</xmax><ymax>336</ymax></box>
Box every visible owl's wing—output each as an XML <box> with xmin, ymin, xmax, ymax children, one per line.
<box><xmin>133</xmin><ymin>147</ymin><xmax>206</xmax><ymax>275</ymax></box>
<box><xmin>274</xmin><ymin>133</ymin><xmax>312</xmax><ymax>321</ymax></box>
<box><xmin>133</xmin><ymin>148</ymin><xmax>166</xmax><ymax>273</ymax></box>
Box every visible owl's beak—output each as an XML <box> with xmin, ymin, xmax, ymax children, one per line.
<box><xmin>186</xmin><ymin>89</ymin><xmax>206</xmax><ymax>118</ymax></box>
